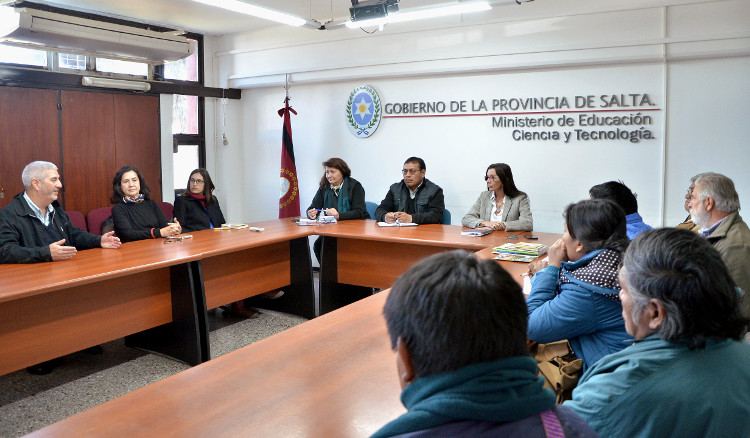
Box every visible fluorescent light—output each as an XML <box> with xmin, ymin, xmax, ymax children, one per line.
<box><xmin>346</xmin><ymin>1</ymin><xmax>491</xmax><ymax>29</ymax></box>
<box><xmin>82</xmin><ymin>76</ymin><xmax>151</xmax><ymax>91</ymax></box>
<box><xmin>191</xmin><ymin>0</ymin><xmax>306</xmax><ymax>27</ymax></box>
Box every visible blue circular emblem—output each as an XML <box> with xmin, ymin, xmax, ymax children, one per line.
<box><xmin>346</xmin><ymin>85</ymin><xmax>381</xmax><ymax>138</ymax></box>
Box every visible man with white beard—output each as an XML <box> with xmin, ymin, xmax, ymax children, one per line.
<box><xmin>688</xmin><ymin>172</ymin><xmax>750</xmax><ymax>317</ymax></box>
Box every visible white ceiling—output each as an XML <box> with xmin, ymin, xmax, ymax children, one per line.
<box><xmin>22</xmin><ymin>0</ymin><xmax>444</xmax><ymax>35</ymax></box>
<box><xmin>15</xmin><ymin>0</ymin><xmax>703</xmax><ymax>37</ymax></box>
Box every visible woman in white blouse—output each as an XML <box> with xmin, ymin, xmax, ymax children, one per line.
<box><xmin>461</xmin><ymin>163</ymin><xmax>533</xmax><ymax>231</ymax></box>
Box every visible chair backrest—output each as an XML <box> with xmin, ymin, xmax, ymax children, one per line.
<box><xmin>87</xmin><ymin>206</ymin><xmax>113</xmax><ymax>235</ymax></box>
<box><xmin>158</xmin><ymin>202</ymin><xmax>174</xmax><ymax>221</ymax></box>
<box><xmin>67</xmin><ymin>210</ymin><xmax>88</xmax><ymax>232</ymax></box>
<box><xmin>365</xmin><ymin>201</ymin><xmax>378</xmax><ymax>220</ymax></box>
<box><xmin>442</xmin><ymin>209</ymin><xmax>451</xmax><ymax>225</ymax></box>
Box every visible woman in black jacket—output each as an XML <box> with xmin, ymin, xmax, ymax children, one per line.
<box><xmin>173</xmin><ymin>168</ymin><xmax>226</xmax><ymax>232</ymax></box>
<box><xmin>173</xmin><ymin>168</ymin><xmax>268</xmax><ymax>317</ymax></box>
<box><xmin>111</xmin><ymin>166</ymin><xmax>181</xmax><ymax>243</ymax></box>
<box><xmin>306</xmin><ymin>157</ymin><xmax>369</xmax><ymax>261</ymax></box>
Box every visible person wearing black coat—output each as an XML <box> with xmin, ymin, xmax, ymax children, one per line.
<box><xmin>0</xmin><ymin>161</ymin><xmax>120</xmax><ymax>263</ymax></box>
<box><xmin>0</xmin><ymin>161</ymin><xmax>121</xmax><ymax>374</ymax></box>
<box><xmin>306</xmin><ymin>158</ymin><xmax>369</xmax><ymax>262</ymax></box>
<box><xmin>110</xmin><ymin>166</ymin><xmax>181</xmax><ymax>243</ymax></box>
<box><xmin>173</xmin><ymin>168</ymin><xmax>267</xmax><ymax>317</ymax></box>
<box><xmin>173</xmin><ymin>168</ymin><xmax>226</xmax><ymax>232</ymax></box>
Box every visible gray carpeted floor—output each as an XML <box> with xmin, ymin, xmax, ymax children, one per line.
<box><xmin>0</xmin><ymin>308</ymin><xmax>308</xmax><ymax>437</ymax></box>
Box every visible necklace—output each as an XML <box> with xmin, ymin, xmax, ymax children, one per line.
<box><xmin>494</xmin><ymin>201</ymin><xmax>504</xmax><ymax>215</ymax></box>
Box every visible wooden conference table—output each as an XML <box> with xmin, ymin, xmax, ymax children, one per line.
<box><xmin>26</xmin><ymin>226</ymin><xmax>558</xmax><ymax>437</ymax></box>
<box><xmin>316</xmin><ymin>220</ymin><xmax>558</xmax><ymax>313</ymax></box>
<box><xmin>0</xmin><ymin>217</ymin><xmax>556</xmax><ymax>376</ymax></box>
<box><xmin>0</xmin><ymin>219</ymin><xmax>315</xmax><ymax>375</ymax></box>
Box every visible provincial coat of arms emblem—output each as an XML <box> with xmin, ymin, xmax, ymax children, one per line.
<box><xmin>346</xmin><ymin>85</ymin><xmax>381</xmax><ymax>138</ymax></box>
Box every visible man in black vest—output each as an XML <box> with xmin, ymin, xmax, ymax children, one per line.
<box><xmin>0</xmin><ymin>161</ymin><xmax>121</xmax><ymax>373</ymax></box>
<box><xmin>375</xmin><ymin>157</ymin><xmax>445</xmax><ymax>224</ymax></box>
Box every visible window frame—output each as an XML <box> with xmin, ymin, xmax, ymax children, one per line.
<box><xmin>157</xmin><ymin>33</ymin><xmax>206</xmax><ymax>169</ymax></box>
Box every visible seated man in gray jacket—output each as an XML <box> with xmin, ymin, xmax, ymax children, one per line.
<box><xmin>374</xmin><ymin>157</ymin><xmax>445</xmax><ymax>224</ymax></box>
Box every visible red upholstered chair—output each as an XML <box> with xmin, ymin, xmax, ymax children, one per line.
<box><xmin>87</xmin><ymin>206</ymin><xmax>113</xmax><ymax>235</ymax></box>
<box><xmin>159</xmin><ymin>202</ymin><xmax>174</xmax><ymax>221</ymax></box>
<box><xmin>67</xmin><ymin>210</ymin><xmax>88</xmax><ymax>232</ymax></box>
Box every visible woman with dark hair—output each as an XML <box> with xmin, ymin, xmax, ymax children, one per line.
<box><xmin>461</xmin><ymin>163</ymin><xmax>532</xmax><ymax>231</ymax></box>
<box><xmin>173</xmin><ymin>168</ymin><xmax>264</xmax><ymax>317</ymax></box>
<box><xmin>111</xmin><ymin>165</ymin><xmax>181</xmax><ymax>243</ymax></box>
<box><xmin>526</xmin><ymin>199</ymin><xmax>630</xmax><ymax>370</ymax></box>
<box><xmin>306</xmin><ymin>158</ymin><xmax>368</xmax><ymax>260</ymax></box>
<box><xmin>173</xmin><ymin>168</ymin><xmax>226</xmax><ymax>232</ymax></box>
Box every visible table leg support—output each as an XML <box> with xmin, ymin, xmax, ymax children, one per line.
<box><xmin>244</xmin><ymin>237</ymin><xmax>316</xmax><ymax>319</ymax></box>
<box><xmin>125</xmin><ymin>262</ymin><xmax>205</xmax><ymax>366</ymax></box>
<box><xmin>319</xmin><ymin>236</ymin><xmax>374</xmax><ymax>315</ymax></box>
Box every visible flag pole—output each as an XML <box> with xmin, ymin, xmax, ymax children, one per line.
<box><xmin>278</xmin><ymin>74</ymin><xmax>300</xmax><ymax>218</ymax></box>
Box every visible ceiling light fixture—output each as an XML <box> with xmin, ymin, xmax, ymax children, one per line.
<box><xmin>345</xmin><ymin>1</ymin><xmax>491</xmax><ymax>29</ymax></box>
<box><xmin>82</xmin><ymin>76</ymin><xmax>151</xmax><ymax>91</ymax></box>
<box><xmin>191</xmin><ymin>0</ymin><xmax>307</xmax><ymax>27</ymax></box>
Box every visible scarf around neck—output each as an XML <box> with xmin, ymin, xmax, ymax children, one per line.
<box><xmin>122</xmin><ymin>194</ymin><xmax>145</xmax><ymax>204</ymax></box>
<box><xmin>371</xmin><ymin>356</ymin><xmax>555</xmax><ymax>438</ymax></box>
<box><xmin>559</xmin><ymin>248</ymin><xmax>622</xmax><ymax>300</ymax></box>
<box><xmin>323</xmin><ymin>177</ymin><xmax>351</xmax><ymax>213</ymax></box>
<box><xmin>188</xmin><ymin>192</ymin><xmax>208</xmax><ymax>209</ymax></box>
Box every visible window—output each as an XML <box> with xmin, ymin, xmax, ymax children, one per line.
<box><xmin>58</xmin><ymin>53</ymin><xmax>86</xmax><ymax>70</ymax></box>
<box><xmin>163</xmin><ymin>42</ymin><xmax>199</xmax><ymax>81</ymax></box>
<box><xmin>0</xmin><ymin>45</ymin><xmax>47</xmax><ymax>67</ymax></box>
<box><xmin>172</xmin><ymin>94</ymin><xmax>199</xmax><ymax>135</ymax></box>
<box><xmin>173</xmin><ymin>145</ymin><xmax>200</xmax><ymax>188</ymax></box>
<box><xmin>96</xmin><ymin>58</ymin><xmax>148</xmax><ymax>77</ymax></box>
<box><xmin>165</xmin><ymin>35</ymin><xmax>205</xmax><ymax>175</ymax></box>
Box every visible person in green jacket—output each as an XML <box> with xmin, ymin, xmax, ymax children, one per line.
<box><xmin>565</xmin><ymin>228</ymin><xmax>750</xmax><ymax>438</ymax></box>
<box><xmin>373</xmin><ymin>250</ymin><xmax>597</xmax><ymax>438</ymax></box>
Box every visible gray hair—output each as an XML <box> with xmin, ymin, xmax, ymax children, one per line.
<box><xmin>21</xmin><ymin>161</ymin><xmax>58</xmax><ymax>189</ymax></box>
<box><xmin>623</xmin><ymin>228</ymin><xmax>747</xmax><ymax>348</ymax></box>
<box><xmin>694</xmin><ymin>172</ymin><xmax>740</xmax><ymax>213</ymax></box>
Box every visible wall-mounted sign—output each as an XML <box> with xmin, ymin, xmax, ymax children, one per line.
<box><xmin>381</xmin><ymin>92</ymin><xmax>660</xmax><ymax>144</ymax></box>
<box><xmin>346</xmin><ymin>85</ymin><xmax>381</xmax><ymax>138</ymax></box>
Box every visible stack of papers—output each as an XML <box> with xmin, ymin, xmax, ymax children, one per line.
<box><xmin>492</xmin><ymin>242</ymin><xmax>548</xmax><ymax>263</ymax></box>
<box><xmin>377</xmin><ymin>222</ymin><xmax>418</xmax><ymax>227</ymax></box>
<box><xmin>296</xmin><ymin>219</ymin><xmax>319</xmax><ymax>226</ymax></box>
<box><xmin>296</xmin><ymin>217</ymin><xmax>338</xmax><ymax>226</ymax></box>
<box><xmin>218</xmin><ymin>223</ymin><xmax>248</xmax><ymax>230</ymax></box>
<box><xmin>493</xmin><ymin>253</ymin><xmax>539</xmax><ymax>263</ymax></box>
<box><xmin>461</xmin><ymin>228</ymin><xmax>492</xmax><ymax>236</ymax></box>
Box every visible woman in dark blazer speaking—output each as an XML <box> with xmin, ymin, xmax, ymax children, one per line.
<box><xmin>461</xmin><ymin>163</ymin><xmax>533</xmax><ymax>231</ymax></box>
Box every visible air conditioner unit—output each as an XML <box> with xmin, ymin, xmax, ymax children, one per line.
<box><xmin>0</xmin><ymin>7</ymin><xmax>195</xmax><ymax>64</ymax></box>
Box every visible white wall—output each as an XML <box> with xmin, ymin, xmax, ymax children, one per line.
<box><xmin>206</xmin><ymin>0</ymin><xmax>750</xmax><ymax>232</ymax></box>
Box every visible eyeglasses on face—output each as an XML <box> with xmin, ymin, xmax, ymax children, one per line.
<box><xmin>402</xmin><ymin>169</ymin><xmax>421</xmax><ymax>175</ymax></box>
<box><xmin>189</xmin><ymin>178</ymin><xmax>205</xmax><ymax>185</ymax></box>
<box><xmin>484</xmin><ymin>175</ymin><xmax>499</xmax><ymax>181</ymax></box>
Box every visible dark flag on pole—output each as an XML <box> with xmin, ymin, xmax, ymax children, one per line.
<box><xmin>278</xmin><ymin>97</ymin><xmax>300</xmax><ymax>218</ymax></box>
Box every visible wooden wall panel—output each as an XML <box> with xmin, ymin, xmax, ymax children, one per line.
<box><xmin>2</xmin><ymin>87</ymin><xmax>161</xmax><ymax>217</ymax></box>
<box><xmin>60</xmin><ymin>90</ymin><xmax>116</xmax><ymax>215</ymax></box>
<box><xmin>114</xmin><ymin>94</ymin><xmax>161</xmax><ymax>203</ymax></box>
<box><xmin>0</xmin><ymin>88</ymin><xmax>60</xmax><ymax>210</ymax></box>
